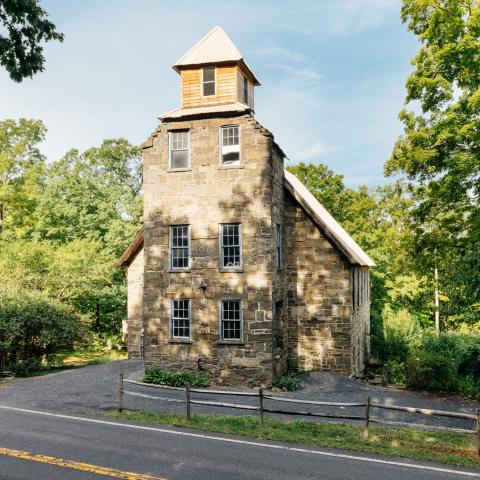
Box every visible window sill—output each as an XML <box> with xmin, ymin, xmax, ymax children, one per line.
<box><xmin>168</xmin><ymin>168</ymin><xmax>192</xmax><ymax>173</ymax></box>
<box><xmin>218</xmin><ymin>164</ymin><xmax>243</xmax><ymax>170</ymax></box>
<box><xmin>216</xmin><ymin>340</ymin><xmax>244</xmax><ymax>346</ymax></box>
<box><xmin>220</xmin><ymin>268</ymin><xmax>244</xmax><ymax>273</ymax></box>
<box><xmin>168</xmin><ymin>269</ymin><xmax>191</xmax><ymax>273</ymax></box>
<box><xmin>169</xmin><ymin>339</ymin><xmax>193</xmax><ymax>344</ymax></box>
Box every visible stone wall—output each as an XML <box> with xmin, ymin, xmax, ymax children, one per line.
<box><xmin>284</xmin><ymin>193</ymin><xmax>355</xmax><ymax>375</ymax></box>
<box><xmin>142</xmin><ymin>113</ymin><xmax>277</xmax><ymax>384</ymax></box>
<box><xmin>127</xmin><ymin>248</ymin><xmax>144</xmax><ymax>358</ymax></box>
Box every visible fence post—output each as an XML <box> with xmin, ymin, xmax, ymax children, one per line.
<box><xmin>186</xmin><ymin>383</ymin><xmax>191</xmax><ymax>421</ymax></box>
<box><xmin>476</xmin><ymin>408</ymin><xmax>480</xmax><ymax>457</ymax></box>
<box><xmin>259</xmin><ymin>387</ymin><xmax>264</xmax><ymax>426</ymax></box>
<box><xmin>363</xmin><ymin>397</ymin><xmax>371</xmax><ymax>438</ymax></box>
<box><xmin>117</xmin><ymin>373</ymin><xmax>124</xmax><ymax>412</ymax></box>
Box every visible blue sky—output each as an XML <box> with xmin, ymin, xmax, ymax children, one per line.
<box><xmin>0</xmin><ymin>0</ymin><xmax>418</xmax><ymax>187</ymax></box>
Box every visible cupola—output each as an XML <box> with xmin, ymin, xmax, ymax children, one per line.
<box><xmin>171</xmin><ymin>26</ymin><xmax>260</xmax><ymax>111</ymax></box>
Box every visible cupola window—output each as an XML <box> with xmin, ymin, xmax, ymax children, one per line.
<box><xmin>202</xmin><ymin>67</ymin><xmax>215</xmax><ymax>96</ymax></box>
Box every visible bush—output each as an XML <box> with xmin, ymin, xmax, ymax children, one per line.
<box><xmin>144</xmin><ymin>368</ymin><xmax>210</xmax><ymax>388</ymax></box>
<box><xmin>406</xmin><ymin>350</ymin><xmax>457</xmax><ymax>391</ymax></box>
<box><xmin>386</xmin><ymin>359</ymin><xmax>406</xmax><ymax>384</ymax></box>
<box><xmin>458</xmin><ymin>341</ymin><xmax>480</xmax><ymax>379</ymax></box>
<box><xmin>0</xmin><ymin>291</ymin><xmax>86</xmax><ymax>375</ymax></box>
<box><xmin>270</xmin><ymin>375</ymin><xmax>301</xmax><ymax>391</ymax></box>
<box><xmin>382</xmin><ymin>306</ymin><xmax>422</xmax><ymax>362</ymax></box>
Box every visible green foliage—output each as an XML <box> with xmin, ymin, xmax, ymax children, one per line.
<box><xmin>386</xmin><ymin>0</ymin><xmax>480</xmax><ymax>325</ymax></box>
<box><xmin>144</xmin><ymin>368</ymin><xmax>210</xmax><ymax>388</ymax></box>
<box><xmin>246</xmin><ymin>378</ymin><xmax>261</xmax><ymax>388</ymax></box>
<box><xmin>407</xmin><ymin>350</ymin><xmax>457</xmax><ymax>391</ymax></box>
<box><xmin>0</xmin><ymin>290</ymin><xmax>86</xmax><ymax>374</ymax></box>
<box><xmin>382</xmin><ymin>306</ymin><xmax>422</xmax><ymax>361</ymax></box>
<box><xmin>0</xmin><ymin>0</ymin><xmax>64</xmax><ymax>82</ymax></box>
<box><xmin>270</xmin><ymin>375</ymin><xmax>301</xmax><ymax>391</ymax></box>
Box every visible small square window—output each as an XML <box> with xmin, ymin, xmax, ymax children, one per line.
<box><xmin>170</xmin><ymin>225</ymin><xmax>190</xmax><ymax>270</ymax></box>
<box><xmin>220</xmin><ymin>224</ymin><xmax>242</xmax><ymax>270</ymax></box>
<box><xmin>202</xmin><ymin>67</ymin><xmax>215</xmax><ymax>96</ymax></box>
<box><xmin>171</xmin><ymin>299</ymin><xmax>190</xmax><ymax>339</ymax></box>
<box><xmin>169</xmin><ymin>131</ymin><xmax>189</xmax><ymax>169</ymax></box>
<box><xmin>220</xmin><ymin>126</ymin><xmax>240</xmax><ymax>164</ymax></box>
<box><xmin>221</xmin><ymin>300</ymin><xmax>242</xmax><ymax>340</ymax></box>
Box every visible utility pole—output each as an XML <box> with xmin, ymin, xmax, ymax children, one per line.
<box><xmin>434</xmin><ymin>263</ymin><xmax>440</xmax><ymax>336</ymax></box>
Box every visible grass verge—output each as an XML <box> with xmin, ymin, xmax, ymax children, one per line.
<box><xmin>106</xmin><ymin>410</ymin><xmax>480</xmax><ymax>469</ymax></box>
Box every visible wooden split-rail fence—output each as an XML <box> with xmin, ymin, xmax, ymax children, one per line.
<box><xmin>117</xmin><ymin>373</ymin><xmax>480</xmax><ymax>455</ymax></box>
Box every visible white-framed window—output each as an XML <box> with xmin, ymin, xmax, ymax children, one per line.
<box><xmin>220</xmin><ymin>125</ymin><xmax>240</xmax><ymax>164</ymax></box>
<box><xmin>275</xmin><ymin>223</ymin><xmax>283</xmax><ymax>269</ymax></box>
<box><xmin>220</xmin><ymin>223</ymin><xmax>242</xmax><ymax>270</ymax></box>
<box><xmin>169</xmin><ymin>130</ymin><xmax>189</xmax><ymax>169</ymax></box>
<box><xmin>243</xmin><ymin>74</ymin><xmax>248</xmax><ymax>104</ymax></box>
<box><xmin>202</xmin><ymin>67</ymin><xmax>215</xmax><ymax>96</ymax></box>
<box><xmin>171</xmin><ymin>299</ymin><xmax>191</xmax><ymax>339</ymax></box>
<box><xmin>220</xmin><ymin>299</ymin><xmax>242</xmax><ymax>340</ymax></box>
<box><xmin>170</xmin><ymin>225</ymin><xmax>190</xmax><ymax>270</ymax></box>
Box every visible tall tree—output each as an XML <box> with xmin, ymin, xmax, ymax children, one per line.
<box><xmin>0</xmin><ymin>0</ymin><xmax>63</xmax><ymax>82</ymax></box>
<box><xmin>34</xmin><ymin>138</ymin><xmax>142</xmax><ymax>255</ymax></box>
<box><xmin>386</xmin><ymin>0</ymin><xmax>480</xmax><ymax>325</ymax></box>
<box><xmin>0</xmin><ymin>118</ymin><xmax>45</xmax><ymax>236</ymax></box>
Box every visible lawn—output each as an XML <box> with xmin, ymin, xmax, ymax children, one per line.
<box><xmin>107</xmin><ymin>410</ymin><xmax>480</xmax><ymax>469</ymax></box>
<box><xmin>18</xmin><ymin>349</ymin><xmax>127</xmax><ymax>377</ymax></box>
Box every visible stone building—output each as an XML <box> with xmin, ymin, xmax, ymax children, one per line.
<box><xmin>117</xmin><ymin>26</ymin><xmax>375</xmax><ymax>384</ymax></box>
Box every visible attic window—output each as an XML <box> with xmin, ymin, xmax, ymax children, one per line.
<box><xmin>202</xmin><ymin>67</ymin><xmax>215</xmax><ymax>96</ymax></box>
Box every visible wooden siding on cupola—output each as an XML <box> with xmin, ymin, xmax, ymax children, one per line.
<box><xmin>180</xmin><ymin>64</ymin><xmax>254</xmax><ymax>110</ymax></box>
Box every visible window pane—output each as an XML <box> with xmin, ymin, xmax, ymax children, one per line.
<box><xmin>172</xmin><ymin>150</ymin><xmax>188</xmax><ymax>169</ymax></box>
<box><xmin>243</xmin><ymin>75</ymin><xmax>248</xmax><ymax>103</ymax></box>
<box><xmin>222</xmin><ymin>151</ymin><xmax>240</xmax><ymax>163</ymax></box>
<box><xmin>203</xmin><ymin>67</ymin><xmax>215</xmax><ymax>82</ymax></box>
<box><xmin>221</xmin><ymin>224</ymin><xmax>241</xmax><ymax>268</ymax></box>
<box><xmin>171</xmin><ymin>225</ymin><xmax>189</xmax><ymax>269</ymax></box>
<box><xmin>172</xmin><ymin>299</ymin><xmax>190</xmax><ymax>338</ymax></box>
<box><xmin>222</xmin><ymin>300</ymin><xmax>241</xmax><ymax>340</ymax></box>
<box><xmin>203</xmin><ymin>81</ymin><xmax>215</xmax><ymax>96</ymax></box>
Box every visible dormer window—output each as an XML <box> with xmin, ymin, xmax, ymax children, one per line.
<box><xmin>243</xmin><ymin>74</ymin><xmax>248</xmax><ymax>104</ymax></box>
<box><xmin>202</xmin><ymin>67</ymin><xmax>215</xmax><ymax>96</ymax></box>
<box><xmin>220</xmin><ymin>125</ymin><xmax>240</xmax><ymax>164</ymax></box>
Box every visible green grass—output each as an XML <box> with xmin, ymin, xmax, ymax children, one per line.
<box><xmin>17</xmin><ymin>349</ymin><xmax>127</xmax><ymax>377</ymax></box>
<box><xmin>106</xmin><ymin>410</ymin><xmax>480</xmax><ymax>469</ymax></box>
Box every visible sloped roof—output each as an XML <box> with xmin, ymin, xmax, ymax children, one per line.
<box><xmin>115</xmin><ymin>228</ymin><xmax>144</xmax><ymax>267</ymax></box>
<box><xmin>160</xmin><ymin>101</ymin><xmax>250</xmax><ymax>120</ymax></box>
<box><xmin>173</xmin><ymin>26</ymin><xmax>260</xmax><ymax>85</ymax></box>
<box><xmin>284</xmin><ymin>170</ymin><xmax>375</xmax><ymax>267</ymax></box>
<box><xmin>117</xmin><ymin>172</ymin><xmax>374</xmax><ymax>268</ymax></box>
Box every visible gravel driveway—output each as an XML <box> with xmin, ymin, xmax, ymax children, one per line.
<box><xmin>0</xmin><ymin>360</ymin><xmax>478</xmax><ymax>432</ymax></box>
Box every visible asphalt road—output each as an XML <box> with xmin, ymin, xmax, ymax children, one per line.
<box><xmin>0</xmin><ymin>405</ymin><xmax>478</xmax><ymax>480</ymax></box>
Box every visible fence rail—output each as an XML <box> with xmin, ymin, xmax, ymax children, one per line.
<box><xmin>118</xmin><ymin>374</ymin><xmax>480</xmax><ymax>455</ymax></box>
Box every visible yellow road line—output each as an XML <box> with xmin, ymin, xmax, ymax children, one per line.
<box><xmin>0</xmin><ymin>447</ymin><xmax>168</xmax><ymax>479</ymax></box>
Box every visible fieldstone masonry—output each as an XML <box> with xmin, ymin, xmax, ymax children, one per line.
<box><xmin>119</xmin><ymin>26</ymin><xmax>372</xmax><ymax>384</ymax></box>
<box><xmin>132</xmin><ymin>112</ymin><xmax>371</xmax><ymax>384</ymax></box>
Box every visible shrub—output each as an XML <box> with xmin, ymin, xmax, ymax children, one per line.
<box><xmin>270</xmin><ymin>375</ymin><xmax>301</xmax><ymax>391</ymax></box>
<box><xmin>0</xmin><ymin>291</ymin><xmax>86</xmax><ymax>375</ymax></box>
<box><xmin>246</xmin><ymin>378</ymin><xmax>261</xmax><ymax>388</ymax></box>
<box><xmin>386</xmin><ymin>359</ymin><xmax>406</xmax><ymax>384</ymax></box>
<box><xmin>406</xmin><ymin>350</ymin><xmax>457</xmax><ymax>391</ymax></box>
<box><xmin>382</xmin><ymin>306</ymin><xmax>422</xmax><ymax>362</ymax></box>
<box><xmin>458</xmin><ymin>341</ymin><xmax>480</xmax><ymax>379</ymax></box>
<box><xmin>144</xmin><ymin>368</ymin><xmax>210</xmax><ymax>388</ymax></box>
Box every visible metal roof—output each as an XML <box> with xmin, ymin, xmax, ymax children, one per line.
<box><xmin>284</xmin><ymin>170</ymin><xmax>375</xmax><ymax>267</ymax></box>
<box><xmin>173</xmin><ymin>26</ymin><xmax>260</xmax><ymax>85</ymax></box>
<box><xmin>159</xmin><ymin>101</ymin><xmax>251</xmax><ymax>120</ymax></box>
